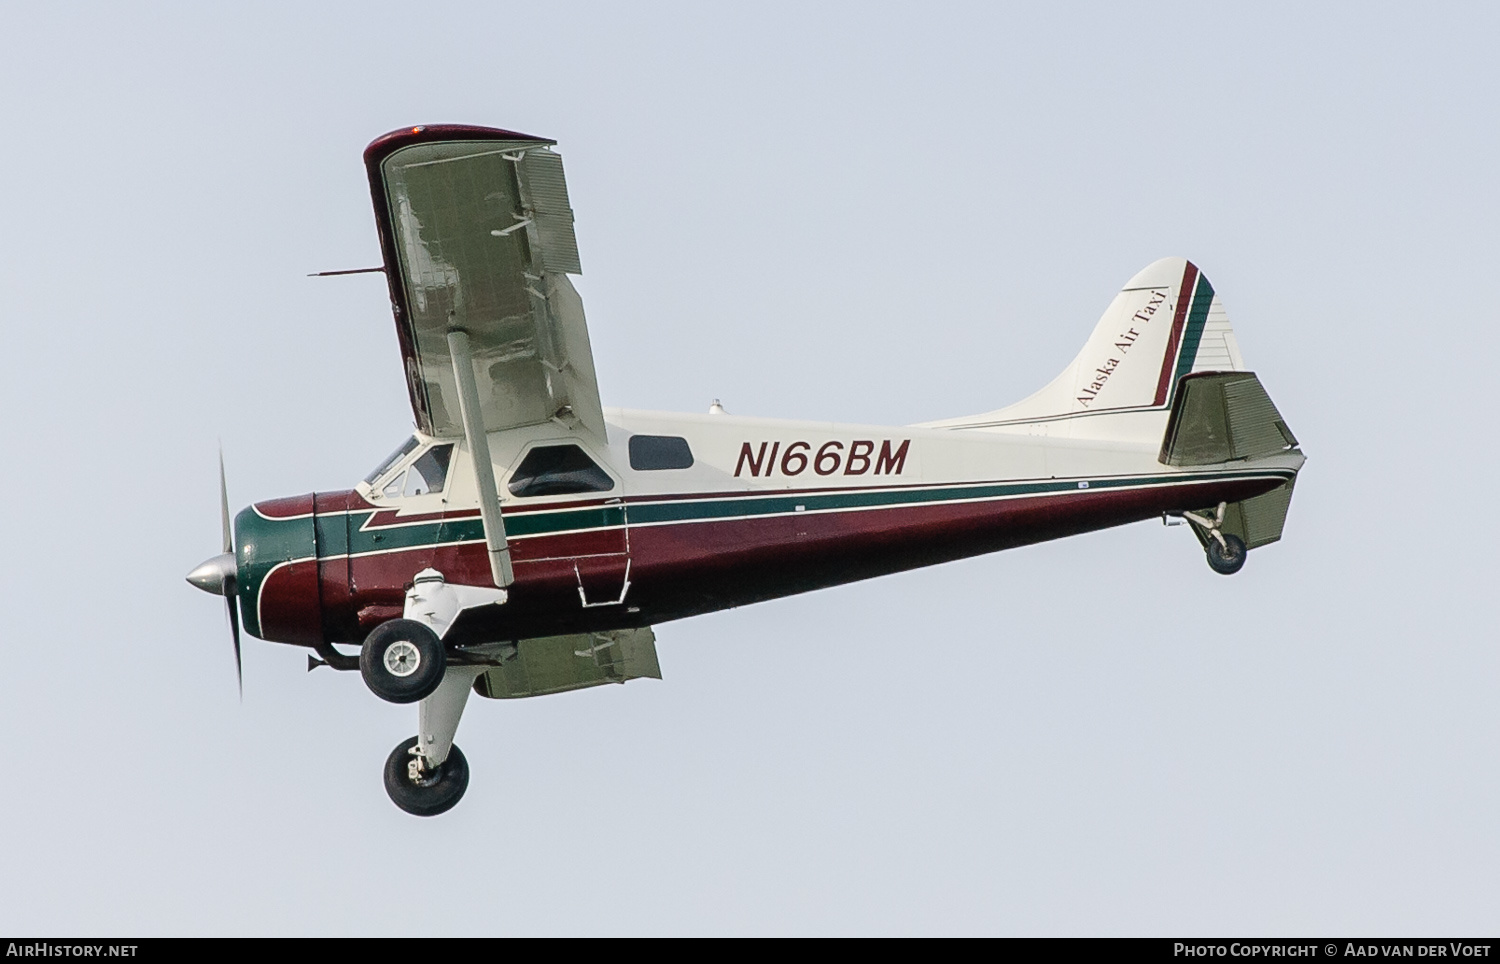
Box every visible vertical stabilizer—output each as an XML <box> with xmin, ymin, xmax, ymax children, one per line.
<box><xmin>927</xmin><ymin>258</ymin><xmax>1247</xmax><ymax>439</ymax></box>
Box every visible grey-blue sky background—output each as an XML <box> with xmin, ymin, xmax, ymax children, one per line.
<box><xmin>0</xmin><ymin>1</ymin><xmax>1494</xmax><ymax>935</ymax></box>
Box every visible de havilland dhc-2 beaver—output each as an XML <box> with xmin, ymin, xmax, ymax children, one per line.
<box><xmin>187</xmin><ymin>124</ymin><xmax>1306</xmax><ymax>816</ymax></box>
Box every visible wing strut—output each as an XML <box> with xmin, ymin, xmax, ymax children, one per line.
<box><xmin>446</xmin><ymin>328</ymin><xmax>515</xmax><ymax>588</ymax></box>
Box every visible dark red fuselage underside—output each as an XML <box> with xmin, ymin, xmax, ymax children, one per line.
<box><xmin>253</xmin><ymin>474</ymin><xmax>1279</xmax><ymax>650</ymax></box>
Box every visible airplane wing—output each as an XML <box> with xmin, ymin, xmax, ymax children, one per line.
<box><xmin>364</xmin><ymin>125</ymin><xmax>605</xmax><ymax>441</ymax></box>
<box><xmin>471</xmin><ymin>627</ymin><xmax>662</xmax><ymax>700</ymax></box>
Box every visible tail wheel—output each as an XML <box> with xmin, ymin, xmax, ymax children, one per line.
<box><xmin>383</xmin><ymin>736</ymin><xmax>469</xmax><ymax>817</ymax></box>
<box><xmin>359</xmin><ymin>618</ymin><xmax>446</xmax><ymax>703</ymax></box>
<box><xmin>1206</xmin><ymin>533</ymin><xmax>1248</xmax><ymax>575</ymax></box>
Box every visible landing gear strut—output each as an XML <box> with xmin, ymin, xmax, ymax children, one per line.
<box><xmin>1181</xmin><ymin>502</ymin><xmax>1247</xmax><ymax>576</ymax></box>
<box><xmin>366</xmin><ymin>570</ymin><xmax>505</xmax><ymax>815</ymax></box>
<box><xmin>383</xmin><ymin>665</ymin><xmax>486</xmax><ymax>816</ymax></box>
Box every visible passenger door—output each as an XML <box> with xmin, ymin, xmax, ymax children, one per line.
<box><xmin>503</xmin><ymin>440</ymin><xmax>630</xmax><ymax>607</ymax></box>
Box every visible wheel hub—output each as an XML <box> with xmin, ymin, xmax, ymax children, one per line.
<box><xmin>384</xmin><ymin>640</ymin><xmax>422</xmax><ymax>677</ymax></box>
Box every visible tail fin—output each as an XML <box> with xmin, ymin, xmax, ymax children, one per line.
<box><xmin>929</xmin><ymin>258</ymin><xmax>1246</xmax><ymax>436</ymax></box>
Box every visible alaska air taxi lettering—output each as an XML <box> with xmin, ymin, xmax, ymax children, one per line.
<box><xmin>1076</xmin><ymin>286</ymin><xmax>1170</xmax><ymax>407</ymax></box>
<box><xmin>734</xmin><ymin>439</ymin><xmax>910</xmax><ymax>478</ymax></box>
<box><xmin>186</xmin><ymin>125</ymin><xmax>1304</xmax><ymax>819</ymax></box>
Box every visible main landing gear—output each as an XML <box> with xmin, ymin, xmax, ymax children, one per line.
<box><xmin>1179</xmin><ymin>502</ymin><xmax>1248</xmax><ymax>576</ymax></box>
<box><xmin>359</xmin><ymin>618</ymin><xmax>446</xmax><ymax>703</ymax></box>
<box><xmin>355</xmin><ymin>569</ymin><xmax>506</xmax><ymax>816</ymax></box>
<box><xmin>384</xmin><ymin>736</ymin><xmax>470</xmax><ymax>817</ymax></box>
<box><xmin>365</xmin><ymin>657</ymin><xmax>487</xmax><ymax>816</ymax></box>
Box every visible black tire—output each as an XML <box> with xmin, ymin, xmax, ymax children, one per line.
<box><xmin>383</xmin><ymin>736</ymin><xmax>469</xmax><ymax>817</ymax></box>
<box><xmin>359</xmin><ymin>619</ymin><xmax>446</xmax><ymax>703</ymax></box>
<box><xmin>1206</xmin><ymin>533</ymin><xmax>1248</xmax><ymax>575</ymax></box>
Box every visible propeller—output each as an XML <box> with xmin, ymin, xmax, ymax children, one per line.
<box><xmin>186</xmin><ymin>449</ymin><xmax>242</xmax><ymax>697</ymax></box>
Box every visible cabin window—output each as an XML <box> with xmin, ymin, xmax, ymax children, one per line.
<box><xmin>508</xmin><ymin>445</ymin><xmax>615</xmax><ymax>497</ymax></box>
<box><xmin>629</xmin><ymin>435</ymin><xmax>694</xmax><ymax>470</ymax></box>
<box><xmin>365</xmin><ymin>436</ymin><xmax>419</xmax><ymax>485</ymax></box>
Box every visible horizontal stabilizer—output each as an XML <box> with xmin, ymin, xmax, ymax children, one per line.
<box><xmin>1188</xmin><ymin>478</ymin><xmax>1298</xmax><ymax>551</ymax></box>
<box><xmin>1164</xmin><ymin>371</ymin><xmax>1302</xmax><ymax>550</ymax></box>
<box><xmin>472</xmin><ymin>626</ymin><xmax>661</xmax><ymax>699</ymax></box>
<box><xmin>1159</xmin><ymin>372</ymin><xmax>1298</xmax><ymax>466</ymax></box>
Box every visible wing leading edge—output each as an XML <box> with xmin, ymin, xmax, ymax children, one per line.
<box><xmin>364</xmin><ymin>125</ymin><xmax>605</xmax><ymax>441</ymax></box>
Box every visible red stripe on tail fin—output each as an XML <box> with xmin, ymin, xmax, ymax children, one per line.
<box><xmin>1153</xmin><ymin>262</ymin><xmax>1199</xmax><ymax>406</ymax></box>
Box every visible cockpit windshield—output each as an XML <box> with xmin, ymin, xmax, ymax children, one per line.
<box><xmin>364</xmin><ymin>436</ymin><xmax>419</xmax><ymax>485</ymax></box>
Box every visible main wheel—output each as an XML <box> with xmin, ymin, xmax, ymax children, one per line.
<box><xmin>360</xmin><ymin>618</ymin><xmax>446</xmax><ymax>703</ymax></box>
<box><xmin>1206</xmin><ymin>533</ymin><xmax>1248</xmax><ymax>575</ymax></box>
<box><xmin>383</xmin><ymin>736</ymin><xmax>469</xmax><ymax>817</ymax></box>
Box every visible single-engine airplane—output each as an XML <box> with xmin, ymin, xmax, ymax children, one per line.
<box><xmin>188</xmin><ymin>124</ymin><xmax>1305</xmax><ymax>816</ymax></box>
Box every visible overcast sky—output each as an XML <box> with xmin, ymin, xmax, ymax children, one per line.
<box><xmin>1</xmin><ymin>1</ymin><xmax>1496</xmax><ymax>936</ymax></box>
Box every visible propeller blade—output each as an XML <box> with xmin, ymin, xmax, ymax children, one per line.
<box><xmin>219</xmin><ymin>450</ymin><xmax>240</xmax><ymax>698</ymax></box>
<box><xmin>226</xmin><ymin>573</ymin><xmax>242</xmax><ymax>699</ymax></box>
<box><xmin>219</xmin><ymin>449</ymin><xmax>233</xmax><ymax>555</ymax></box>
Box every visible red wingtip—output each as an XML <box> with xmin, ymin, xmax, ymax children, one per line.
<box><xmin>363</xmin><ymin>123</ymin><xmax>554</xmax><ymax>166</ymax></box>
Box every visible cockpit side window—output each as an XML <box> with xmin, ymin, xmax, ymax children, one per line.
<box><xmin>404</xmin><ymin>444</ymin><xmax>454</xmax><ymax>496</ymax></box>
<box><xmin>376</xmin><ymin>443</ymin><xmax>454</xmax><ymax>499</ymax></box>
<box><xmin>365</xmin><ymin>436</ymin><xmax>419</xmax><ymax>485</ymax></box>
<box><xmin>508</xmin><ymin>444</ymin><xmax>615</xmax><ymax>498</ymax></box>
